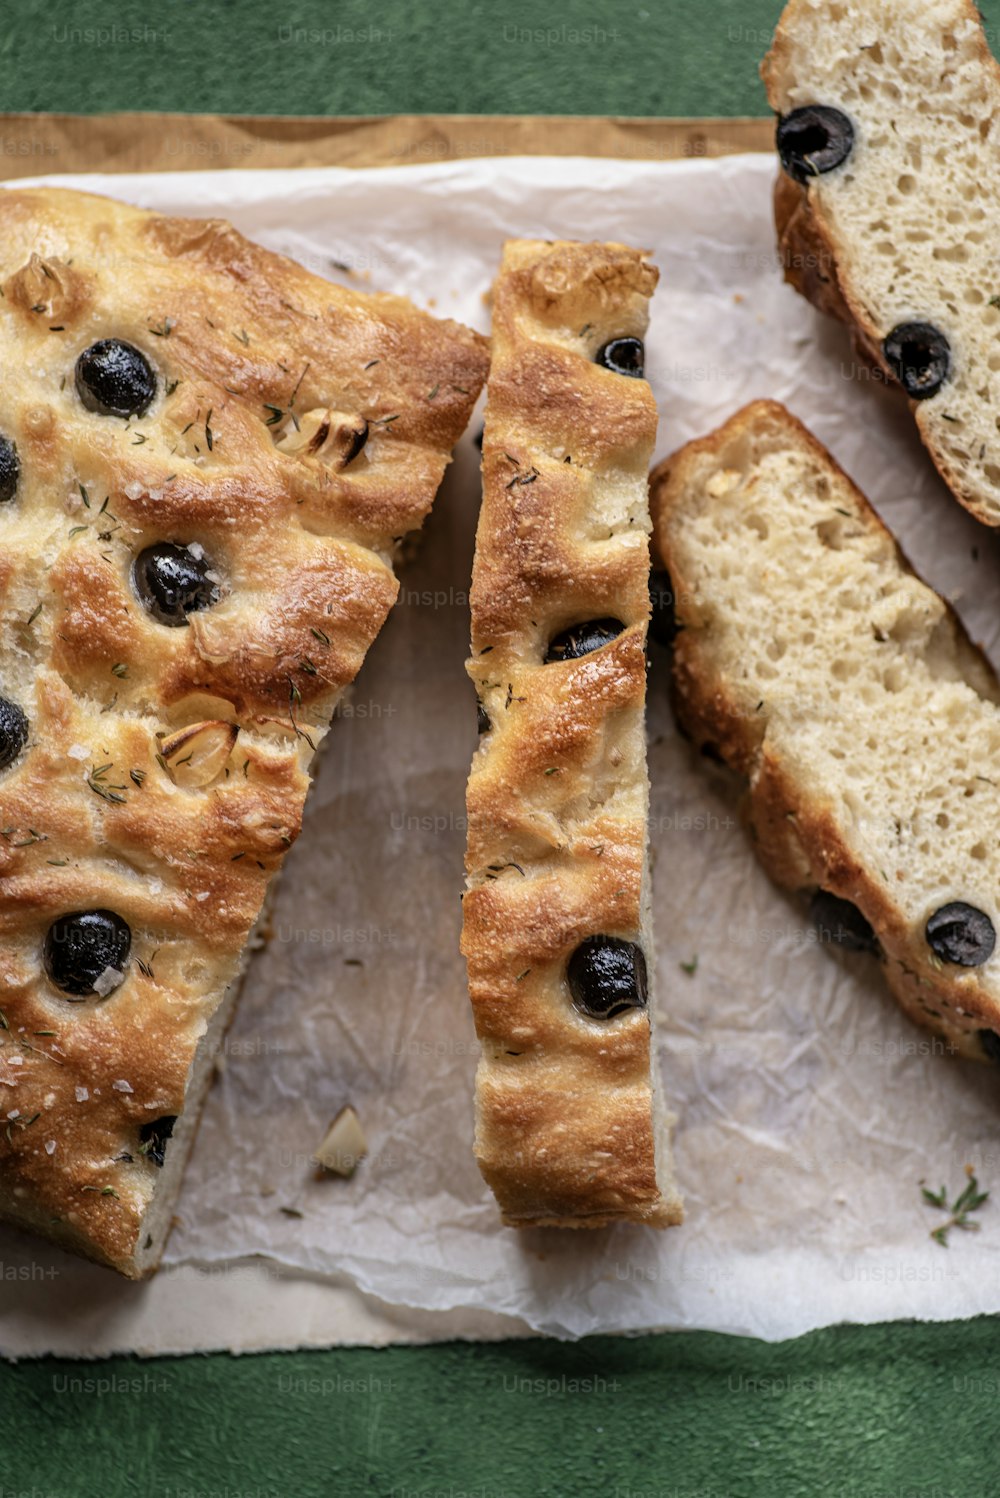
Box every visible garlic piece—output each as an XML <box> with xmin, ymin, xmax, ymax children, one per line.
<box><xmin>313</xmin><ymin>1105</ymin><xmax>367</xmax><ymax>1177</ymax></box>
<box><xmin>159</xmin><ymin>720</ymin><xmax>238</xmax><ymax>789</ymax></box>
<box><xmin>274</xmin><ymin>407</ymin><xmax>368</xmax><ymax>469</ymax></box>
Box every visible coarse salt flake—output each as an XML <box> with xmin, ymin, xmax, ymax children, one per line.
<box><xmin>112</xmin><ymin>1079</ymin><xmax>133</xmax><ymax>1093</ymax></box>
<box><xmin>75</xmin><ymin>1086</ymin><xmax>89</xmax><ymax>1102</ymax></box>
<box><xmin>44</xmin><ymin>1140</ymin><xmax>56</xmax><ymax>1155</ymax></box>
<box><xmin>92</xmin><ymin>966</ymin><xmax>123</xmax><ymax>998</ymax></box>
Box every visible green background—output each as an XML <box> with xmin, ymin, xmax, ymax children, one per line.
<box><xmin>5</xmin><ymin>1</ymin><xmax>1000</xmax><ymax>1495</ymax></box>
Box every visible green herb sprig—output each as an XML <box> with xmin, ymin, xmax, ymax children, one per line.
<box><xmin>922</xmin><ymin>1168</ymin><xmax>989</xmax><ymax>1246</ymax></box>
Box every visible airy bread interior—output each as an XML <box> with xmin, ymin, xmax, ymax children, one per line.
<box><xmin>652</xmin><ymin>400</ymin><xmax>1000</xmax><ymax>1060</ymax></box>
<box><xmin>763</xmin><ymin>0</ymin><xmax>1000</xmax><ymax>523</ymax></box>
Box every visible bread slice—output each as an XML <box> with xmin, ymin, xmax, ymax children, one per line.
<box><xmin>650</xmin><ymin>398</ymin><xmax>1000</xmax><ymax>1065</ymax></box>
<box><xmin>762</xmin><ymin>0</ymin><xmax>1000</xmax><ymax>526</ymax></box>
<box><xmin>460</xmin><ymin>238</ymin><xmax>683</xmax><ymax>1229</ymax></box>
<box><xmin>0</xmin><ymin>186</ymin><xmax>488</xmax><ymax>1276</ymax></box>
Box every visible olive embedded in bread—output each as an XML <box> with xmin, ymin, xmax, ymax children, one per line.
<box><xmin>133</xmin><ymin>542</ymin><xmax>219</xmax><ymax>626</ymax></box>
<box><xmin>139</xmin><ymin>1115</ymin><xmax>177</xmax><ymax>1168</ymax></box>
<box><xmin>978</xmin><ymin>1030</ymin><xmax>1000</xmax><ymax>1065</ymax></box>
<box><xmin>926</xmin><ymin>902</ymin><xmax>996</xmax><ymax>968</ymax></box>
<box><xmin>883</xmin><ymin>323</ymin><xmax>951</xmax><ymax>401</ymax></box>
<box><xmin>0</xmin><ymin>696</ymin><xmax>28</xmax><ymax>771</ymax></box>
<box><xmin>544</xmin><ymin>619</ymin><xmax>624</xmax><ymax>663</ymax></box>
<box><xmin>567</xmin><ymin>935</ymin><xmax>648</xmax><ymax>1019</ymax></box>
<box><xmin>476</xmin><ymin>699</ymin><xmax>490</xmax><ymax>735</ymax></box>
<box><xmin>0</xmin><ymin>436</ymin><xmax>20</xmax><ymax>504</ymax></box>
<box><xmin>595</xmin><ymin>337</ymin><xmax>645</xmax><ymax>379</ymax></box>
<box><xmin>43</xmin><ymin>909</ymin><xmax>131</xmax><ymax>997</ymax></box>
<box><xmin>776</xmin><ymin>105</ymin><xmax>855</xmax><ymax>184</ymax></box>
<box><xmin>648</xmin><ymin>569</ymin><xmax>678</xmax><ymax>648</ymax></box>
<box><xmin>810</xmin><ymin>890</ymin><xmax>879</xmax><ymax>955</ymax></box>
<box><xmin>75</xmin><ymin>338</ymin><xmax>157</xmax><ymax>418</ymax></box>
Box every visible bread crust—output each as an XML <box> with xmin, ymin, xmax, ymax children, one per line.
<box><xmin>762</xmin><ymin>0</ymin><xmax>1000</xmax><ymax>526</ymax></box>
<box><xmin>651</xmin><ymin>399</ymin><xmax>1000</xmax><ymax>1066</ymax></box>
<box><xmin>0</xmin><ymin>186</ymin><xmax>487</xmax><ymax>1274</ymax></box>
<box><xmin>461</xmin><ymin>239</ymin><xmax>682</xmax><ymax>1229</ymax></box>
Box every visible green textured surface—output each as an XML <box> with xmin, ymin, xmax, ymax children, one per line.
<box><xmin>4</xmin><ymin>0</ymin><xmax>788</xmax><ymax>117</ymax></box>
<box><xmin>7</xmin><ymin>2</ymin><xmax>1000</xmax><ymax>1496</ymax></box>
<box><xmin>3</xmin><ymin>1321</ymin><xmax>998</xmax><ymax>1498</ymax></box>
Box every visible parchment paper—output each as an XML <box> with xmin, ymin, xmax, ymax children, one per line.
<box><xmin>4</xmin><ymin>155</ymin><xmax>1000</xmax><ymax>1345</ymax></box>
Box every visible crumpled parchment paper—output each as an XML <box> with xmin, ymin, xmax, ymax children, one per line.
<box><xmin>5</xmin><ymin>155</ymin><xmax>1000</xmax><ymax>1344</ymax></box>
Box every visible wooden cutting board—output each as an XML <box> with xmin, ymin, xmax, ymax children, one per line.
<box><xmin>0</xmin><ymin>112</ymin><xmax>771</xmax><ymax>176</ymax></box>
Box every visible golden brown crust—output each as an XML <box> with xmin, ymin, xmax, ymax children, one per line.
<box><xmin>461</xmin><ymin>239</ymin><xmax>682</xmax><ymax>1229</ymax></box>
<box><xmin>651</xmin><ymin>399</ymin><xmax>1000</xmax><ymax>1066</ymax></box>
<box><xmin>0</xmin><ymin>186</ymin><xmax>487</xmax><ymax>1274</ymax></box>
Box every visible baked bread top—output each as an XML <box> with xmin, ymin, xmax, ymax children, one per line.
<box><xmin>763</xmin><ymin>0</ymin><xmax>1000</xmax><ymax>525</ymax></box>
<box><xmin>461</xmin><ymin>238</ymin><xmax>682</xmax><ymax>1228</ymax></box>
<box><xmin>650</xmin><ymin>399</ymin><xmax>1000</xmax><ymax>1065</ymax></box>
<box><xmin>0</xmin><ymin>186</ymin><xmax>487</xmax><ymax>1273</ymax></box>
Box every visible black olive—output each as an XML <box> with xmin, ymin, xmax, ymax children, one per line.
<box><xmin>926</xmin><ymin>902</ymin><xmax>996</xmax><ymax>967</ymax></box>
<box><xmin>473</xmin><ymin>425</ymin><xmax>484</xmax><ymax>451</ymax></box>
<box><xmin>978</xmin><ymin>1030</ymin><xmax>1000</xmax><ymax>1065</ymax></box>
<box><xmin>545</xmin><ymin>618</ymin><xmax>625</xmax><ymax>664</ymax></box>
<box><xmin>595</xmin><ymin>337</ymin><xmax>645</xmax><ymax>379</ymax></box>
<box><xmin>477</xmin><ymin>699</ymin><xmax>490</xmax><ymax>735</ymax></box>
<box><xmin>43</xmin><ymin>909</ymin><xmax>131</xmax><ymax>997</ymax></box>
<box><xmin>567</xmin><ymin>936</ymin><xmax>648</xmax><ymax>1020</ymax></box>
<box><xmin>883</xmin><ymin>323</ymin><xmax>951</xmax><ymax>401</ymax></box>
<box><xmin>810</xmin><ymin>890</ymin><xmax>879</xmax><ymax>955</ymax></box>
<box><xmin>139</xmin><ymin>1115</ymin><xmax>177</xmax><ymax>1168</ymax></box>
<box><xmin>0</xmin><ymin>436</ymin><xmax>20</xmax><ymax>504</ymax></box>
<box><xmin>649</xmin><ymin>569</ymin><xmax>679</xmax><ymax>648</ymax></box>
<box><xmin>133</xmin><ymin>542</ymin><xmax>220</xmax><ymax>626</ymax></box>
<box><xmin>75</xmin><ymin>339</ymin><xmax>157</xmax><ymax>418</ymax></box>
<box><xmin>0</xmin><ymin>696</ymin><xmax>28</xmax><ymax>772</ymax></box>
<box><xmin>776</xmin><ymin>105</ymin><xmax>855</xmax><ymax>184</ymax></box>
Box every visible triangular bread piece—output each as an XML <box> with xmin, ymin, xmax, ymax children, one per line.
<box><xmin>763</xmin><ymin>0</ymin><xmax>1000</xmax><ymax>525</ymax></box>
<box><xmin>461</xmin><ymin>238</ymin><xmax>683</xmax><ymax>1228</ymax></box>
<box><xmin>0</xmin><ymin>187</ymin><xmax>487</xmax><ymax>1275</ymax></box>
<box><xmin>651</xmin><ymin>399</ymin><xmax>1000</xmax><ymax>1064</ymax></box>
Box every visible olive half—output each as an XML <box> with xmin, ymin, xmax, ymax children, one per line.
<box><xmin>43</xmin><ymin>909</ymin><xmax>131</xmax><ymax>997</ymax></box>
<box><xmin>926</xmin><ymin>902</ymin><xmax>995</xmax><ymax>967</ymax></box>
<box><xmin>810</xmin><ymin>890</ymin><xmax>879</xmax><ymax>955</ymax></box>
<box><xmin>883</xmin><ymin>322</ymin><xmax>951</xmax><ymax>401</ymax></box>
<box><xmin>75</xmin><ymin>339</ymin><xmax>157</xmax><ymax>419</ymax></box>
<box><xmin>567</xmin><ymin>936</ymin><xmax>648</xmax><ymax>1020</ymax></box>
<box><xmin>595</xmin><ymin>337</ymin><xmax>645</xmax><ymax>379</ymax></box>
<box><xmin>133</xmin><ymin>542</ymin><xmax>220</xmax><ymax>626</ymax></box>
<box><xmin>0</xmin><ymin>696</ymin><xmax>28</xmax><ymax>772</ymax></box>
<box><xmin>0</xmin><ymin>436</ymin><xmax>20</xmax><ymax>504</ymax></box>
<box><xmin>545</xmin><ymin>619</ymin><xmax>624</xmax><ymax>664</ymax></box>
<box><xmin>777</xmin><ymin>105</ymin><xmax>855</xmax><ymax>184</ymax></box>
<box><xmin>139</xmin><ymin>1115</ymin><xmax>177</xmax><ymax>1168</ymax></box>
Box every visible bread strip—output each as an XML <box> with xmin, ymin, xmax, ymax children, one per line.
<box><xmin>461</xmin><ymin>239</ymin><xmax>683</xmax><ymax>1228</ymax></box>
<box><xmin>651</xmin><ymin>399</ymin><xmax>1000</xmax><ymax>1065</ymax></box>
<box><xmin>763</xmin><ymin>0</ymin><xmax>1000</xmax><ymax>525</ymax></box>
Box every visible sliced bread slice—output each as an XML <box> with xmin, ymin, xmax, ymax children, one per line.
<box><xmin>763</xmin><ymin>0</ymin><xmax>1000</xmax><ymax>525</ymax></box>
<box><xmin>650</xmin><ymin>399</ymin><xmax>1000</xmax><ymax>1065</ymax></box>
<box><xmin>461</xmin><ymin>238</ymin><xmax>683</xmax><ymax>1227</ymax></box>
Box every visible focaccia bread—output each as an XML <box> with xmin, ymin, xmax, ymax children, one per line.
<box><xmin>461</xmin><ymin>238</ymin><xmax>683</xmax><ymax>1229</ymax></box>
<box><xmin>763</xmin><ymin>0</ymin><xmax>1000</xmax><ymax>526</ymax></box>
<box><xmin>0</xmin><ymin>186</ymin><xmax>488</xmax><ymax>1276</ymax></box>
<box><xmin>651</xmin><ymin>399</ymin><xmax>1000</xmax><ymax>1065</ymax></box>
